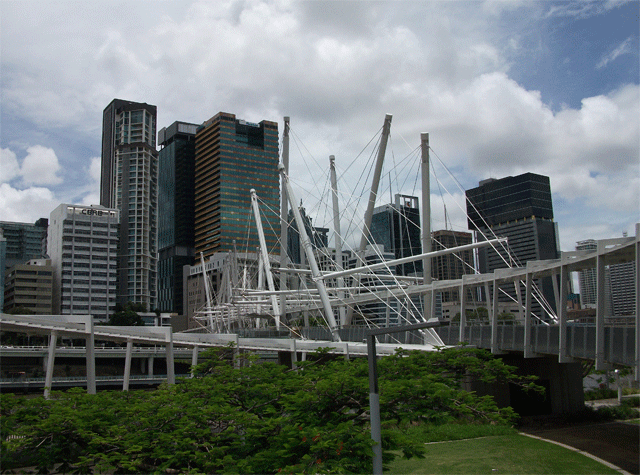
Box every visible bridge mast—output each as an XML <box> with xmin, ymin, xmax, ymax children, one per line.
<box><xmin>345</xmin><ymin>113</ymin><xmax>393</xmax><ymax>325</ymax></box>
<box><xmin>330</xmin><ymin>155</ymin><xmax>346</xmax><ymax>326</ymax></box>
<box><xmin>279</xmin><ymin>163</ymin><xmax>341</xmax><ymax>342</ymax></box>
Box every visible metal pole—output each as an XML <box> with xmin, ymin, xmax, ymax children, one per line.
<box><xmin>279</xmin><ymin>164</ymin><xmax>341</xmax><ymax>341</ymax></box>
<box><xmin>367</xmin><ymin>334</ymin><xmax>382</xmax><ymax>475</ymax></box>
<box><xmin>330</xmin><ymin>155</ymin><xmax>346</xmax><ymax>326</ymax></box>
<box><xmin>280</xmin><ymin>117</ymin><xmax>290</xmax><ymax>323</ymax></box>
<box><xmin>346</xmin><ymin>114</ymin><xmax>392</xmax><ymax>325</ymax></box>
<box><xmin>251</xmin><ymin>189</ymin><xmax>281</xmax><ymax>320</ymax></box>
<box><xmin>366</xmin><ymin>320</ymin><xmax>440</xmax><ymax>475</ymax></box>
<box><xmin>421</xmin><ymin>133</ymin><xmax>432</xmax><ymax>320</ymax></box>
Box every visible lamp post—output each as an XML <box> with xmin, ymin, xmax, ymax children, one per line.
<box><xmin>366</xmin><ymin>320</ymin><xmax>441</xmax><ymax>474</ymax></box>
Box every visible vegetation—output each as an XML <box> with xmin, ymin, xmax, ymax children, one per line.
<box><xmin>1</xmin><ymin>346</ymin><xmax>542</xmax><ymax>474</ymax></box>
<box><xmin>107</xmin><ymin>301</ymin><xmax>146</xmax><ymax>326</ymax></box>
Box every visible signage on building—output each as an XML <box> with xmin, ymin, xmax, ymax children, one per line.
<box><xmin>67</xmin><ymin>206</ymin><xmax>117</xmax><ymax>218</ymax></box>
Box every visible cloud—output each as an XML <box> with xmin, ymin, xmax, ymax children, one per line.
<box><xmin>20</xmin><ymin>145</ymin><xmax>63</xmax><ymax>186</ymax></box>
<box><xmin>0</xmin><ymin>183</ymin><xmax>57</xmax><ymax>223</ymax></box>
<box><xmin>1</xmin><ymin>148</ymin><xmax>20</xmax><ymax>182</ymax></box>
<box><xmin>80</xmin><ymin>156</ymin><xmax>102</xmax><ymax>207</ymax></box>
<box><xmin>0</xmin><ymin>0</ymin><xmax>637</xmax><ymax>252</ymax></box>
<box><xmin>596</xmin><ymin>36</ymin><xmax>634</xmax><ymax>69</ymax></box>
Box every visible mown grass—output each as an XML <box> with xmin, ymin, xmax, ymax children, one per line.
<box><xmin>385</xmin><ymin>424</ymin><xmax>619</xmax><ymax>475</ymax></box>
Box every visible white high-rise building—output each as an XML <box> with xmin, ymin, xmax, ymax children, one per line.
<box><xmin>48</xmin><ymin>204</ymin><xmax>119</xmax><ymax>322</ymax></box>
<box><xmin>100</xmin><ymin>99</ymin><xmax>158</xmax><ymax>309</ymax></box>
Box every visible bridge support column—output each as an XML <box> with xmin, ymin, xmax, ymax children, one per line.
<box><xmin>148</xmin><ymin>357</ymin><xmax>154</xmax><ymax>376</ymax></box>
<box><xmin>595</xmin><ymin>243</ymin><xmax>611</xmax><ymax>371</ymax></box>
<box><xmin>191</xmin><ymin>346</ymin><xmax>199</xmax><ymax>377</ymax></box>
<box><xmin>164</xmin><ymin>328</ymin><xmax>175</xmax><ymax>385</ymax></box>
<box><xmin>44</xmin><ymin>330</ymin><xmax>58</xmax><ymax>399</ymax></box>
<box><xmin>83</xmin><ymin>315</ymin><xmax>96</xmax><ymax>395</ymax></box>
<box><xmin>123</xmin><ymin>339</ymin><xmax>133</xmax><ymax>391</ymax></box>
<box><xmin>465</xmin><ymin>355</ymin><xmax>584</xmax><ymax>415</ymax></box>
<box><xmin>558</xmin><ymin>264</ymin><xmax>574</xmax><ymax>363</ymax></box>
<box><xmin>459</xmin><ymin>281</ymin><xmax>466</xmax><ymax>343</ymax></box>
<box><xmin>524</xmin><ymin>272</ymin><xmax>539</xmax><ymax>358</ymax></box>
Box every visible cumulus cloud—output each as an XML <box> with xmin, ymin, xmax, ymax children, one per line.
<box><xmin>0</xmin><ymin>183</ymin><xmax>58</xmax><ymax>222</ymax></box>
<box><xmin>80</xmin><ymin>156</ymin><xmax>102</xmax><ymax>207</ymax></box>
<box><xmin>20</xmin><ymin>145</ymin><xmax>63</xmax><ymax>186</ymax></box>
<box><xmin>1</xmin><ymin>148</ymin><xmax>20</xmax><ymax>182</ymax></box>
<box><xmin>0</xmin><ymin>0</ymin><xmax>638</xmax><ymax>250</ymax></box>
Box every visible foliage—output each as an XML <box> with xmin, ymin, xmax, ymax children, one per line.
<box><xmin>107</xmin><ymin>301</ymin><xmax>145</xmax><ymax>326</ymax></box>
<box><xmin>5</xmin><ymin>305</ymin><xmax>35</xmax><ymax>315</ymax></box>
<box><xmin>584</xmin><ymin>388</ymin><xmax>618</xmax><ymax>400</ymax></box>
<box><xmin>588</xmin><ymin>404</ymin><xmax>638</xmax><ymax>421</ymax></box>
<box><xmin>1</xmin><ymin>345</ymin><xmax>541</xmax><ymax>474</ymax></box>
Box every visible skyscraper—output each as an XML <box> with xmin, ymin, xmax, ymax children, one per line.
<box><xmin>100</xmin><ymin>99</ymin><xmax>158</xmax><ymax>309</ymax></box>
<box><xmin>466</xmin><ymin>172</ymin><xmax>560</xmax><ymax>318</ymax></box>
<box><xmin>370</xmin><ymin>194</ymin><xmax>422</xmax><ymax>276</ymax></box>
<box><xmin>48</xmin><ymin>204</ymin><xmax>119</xmax><ymax>322</ymax></box>
<box><xmin>194</xmin><ymin>112</ymin><xmax>279</xmax><ymax>259</ymax></box>
<box><xmin>157</xmin><ymin>121</ymin><xmax>198</xmax><ymax>314</ymax></box>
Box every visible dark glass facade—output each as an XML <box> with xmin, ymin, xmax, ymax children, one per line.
<box><xmin>287</xmin><ymin>208</ymin><xmax>329</xmax><ymax>265</ymax></box>
<box><xmin>194</xmin><ymin>113</ymin><xmax>279</xmax><ymax>258</ymax></box>
<box><xmin>0</xmin><ymin>218</ymin><xmax>48</xmax><ymax>269</ymax></box>
<box><xmin>466</xmin><ymin>173</ymin><xmax>560</xmax><ymax>317</ymax></box>
<box><xmin>369</xmin><ymin>195</ymin><xmax>422</xmax><ymax>276</ymax></box>
<box><xmin>157</xmin><ymin>122</ymin><xmax>198</xmax><ymax>314</ymax></box>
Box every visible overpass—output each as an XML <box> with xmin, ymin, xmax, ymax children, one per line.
<box><xmin>0</xmin><ymin>224</ymin><xmax>637</xmax><ymax>410</ymax></box>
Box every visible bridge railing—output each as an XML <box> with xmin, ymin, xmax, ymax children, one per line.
<box><xmin>436</xmin><ymin>325</ymin><xmax>635</xmax><ymax>367</ymax></box>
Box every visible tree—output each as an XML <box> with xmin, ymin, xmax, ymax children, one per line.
<box><xmin>1</xmin><ymin>346</ymin><xmax>542</xmax><ymax>474</ymax></box>
<box><xmin>107</xmin><ymin>302</ymin><xmax>144</xmax><ymax>326</ymax></box>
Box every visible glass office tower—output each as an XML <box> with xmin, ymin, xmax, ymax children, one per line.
<box><xmin>370</xmin><ymin>194</ymin><xmax>422</xmax><ymax>276</ymax></box>
<box><xmin>194</xmin><ymin>112</ymin><xmax>279</xmax><ymax>259</ymax></box>
<box><xmin>466</xmin><ymin>172</ymin><xmax>560</xmax><ymax>318</ymax></box>
<box><xmin>157</xmin><ymin>121</ymin><xmax>198</xmax><ymax>314</ymax></box>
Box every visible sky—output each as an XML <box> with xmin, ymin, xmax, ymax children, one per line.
<box><xmin>1</xmin><ymin>0</ymin><xmax>638</xmax><ymax>254</ymax></box>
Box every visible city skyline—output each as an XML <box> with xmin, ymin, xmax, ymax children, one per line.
<box><xmin>1</xmin><ymin>1</ymin><xmax>638</xmax><ymax>252</ymax></box>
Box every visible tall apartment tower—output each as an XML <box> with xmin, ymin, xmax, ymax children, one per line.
<box><xmin>100</xmin><ymin>99</ymin><xmax>158</xmax><ymax>309</ymax></box>
<box><xmin>194</xmin><ymin>113</ymin><xmax>279</xmax><ymax>258</ymax></box>
<box><xmin>466</xmin><ymin>173</ymin><xmax>560</xmax><ymax>318</ymax></box>
<box><xmin>370</xmin><ymin>194</ymin><xmax>422</xmax><ymax>276</ymax></box>
<box><xmin>157</xmin><ymin>121</ymin><xmax>198</xmax><ymax>314</ymax></box>
<box><xmin>48</xmin><ymin>204</ymin><xmax>119</xmax><ymax>322</ymax></box>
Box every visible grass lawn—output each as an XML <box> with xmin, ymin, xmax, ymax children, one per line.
<box><xmin>385</xmin><ymin>432</ymin><xmax>619</xmax><ymax>474</ymax></box>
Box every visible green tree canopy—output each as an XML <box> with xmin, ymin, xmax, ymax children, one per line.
<box><xmin>107</xmin><ymin>302</ymin><xmax>144</xmax><ymax>326</ymax></box>
<box><xmin>1</xmin><ymin>346</ymin><xmax>542</xmax><ymax>474</ymax></box>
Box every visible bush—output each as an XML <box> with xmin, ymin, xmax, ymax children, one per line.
<box><xmin>584</xmin><ymin>388</ymin><xmax>617</xmax><ymax>400</ymax></box>
<box><xmin>2</xmin><ymin>346</ymin><xmax>542</xmax><ymax>474</ymax></box>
